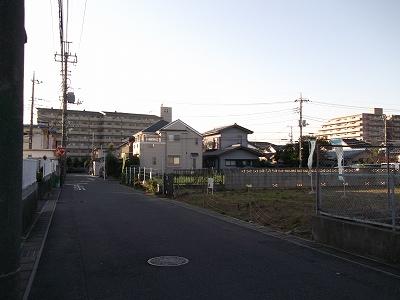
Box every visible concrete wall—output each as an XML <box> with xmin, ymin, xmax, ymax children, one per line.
<box><xmin>224</xmin><ymin>169</ymin><xmax>315</xmax><ymax>189</ymax></box>
<box><xmin>21</xmin><ymin>175</ymin><xmax>55</xmax><ymax>233</ymax></box>
<box><xmin>312</xmin><ymin>215</ymin><xmax>400</xmax><ymax>264</ymax></box>
<box><xmin>223</xmin><ymin>169</ymin><xmax>400</xmax><ymax>190</ymax></box>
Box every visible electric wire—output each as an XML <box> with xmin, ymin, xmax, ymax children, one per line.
<box><xmin>171</xmin><ymin>100</ymin><xmax>293</xmax><ymax>106</ymax></box>
<box><xmin>49</xmin><ymin>0</ymin><xmax>56</xmax><ymax>51</ymax></box>
<box><xmin>185</xmin><ymin>108</ymin><xmax>296</xmax><ymax>118</ymax></box>
<box><xmin>78</xmin><ymin>0</ymin><xmax>88</xmax><ymax>51</ymax></box>
<box><xmin>66</xmin><ymin>0</ymin><xmax>69</xmax><ymax>43</ymax></box>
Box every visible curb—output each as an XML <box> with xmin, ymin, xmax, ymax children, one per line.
<box><xmin>20</xmin><ymin>187</ymin><xmax>62</xmax><ymax>300</ymax></box>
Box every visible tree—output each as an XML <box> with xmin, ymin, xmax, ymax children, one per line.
<box><xmin>105</xmin><ymin>146</ymin><xmax>121</xmax><ymax>178</ymax></box>
<box><xmin>276</xmin><ymin>136</ymin><xmax>330</xmax><ymax>167</ymax></box>
<box><xmin>275</xmin><ymin>143</ymin><xmax>298</xmax><ymax>167</ymax></box>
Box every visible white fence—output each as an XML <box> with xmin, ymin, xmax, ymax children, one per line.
<box><xmin>22</xmin><ymin>158</ymin><xmax>59</xmax><ymax>189</ymax></box>
<box><xmin>22</xmin><ymin>159</ymin><xmax>39</xmax><ymax>189</ymax></box>
<box><xmin>42</xmin><ymin>159</ymin><xmax>58</xmax><ymax>178</ymax></box>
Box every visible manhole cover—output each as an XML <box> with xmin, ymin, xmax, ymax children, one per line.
<box><xmin>147</xmin><ymin>256</ymin><xmax>189</xmax><ymax>267</ymax></box>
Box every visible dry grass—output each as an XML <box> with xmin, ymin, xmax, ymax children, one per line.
<box><xmin>175</xmin><ymin>188</ymin><xmax>316</xmax><ymax>239</ymax></box>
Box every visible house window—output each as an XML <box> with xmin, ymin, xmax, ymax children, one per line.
<box><xmin>225</xmin><ymin>160</ymin><xmax>236</xmax><ymax>167</ymax></box>
<box><xmin>152</xmin><ymin>157</ymin><xmax>157</xmax><ymax>165</ymax></box>
<box><xmin>168</xmin><ymin>155</ymin><xmax>180</xmax><ymax>166</ymax></box>
<box><xmin>195</xmin><ymin>138</ymin><xmax>199</xmax><ymax>145</ymax></box>
<box><xmin>168</xmin><ymin>134</ymin><xmax>180</xmax><ymax>142</ymax></box>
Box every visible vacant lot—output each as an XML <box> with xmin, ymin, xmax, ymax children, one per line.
<box><xmin>175</xmin><ymin>188</ymin><xmax>316</xmax><ymax>239</ymax></box>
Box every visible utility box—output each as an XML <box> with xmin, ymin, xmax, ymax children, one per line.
<box><xmin>67</xmin><ymin>92</ymin><xmax>75</xmax><ymax>103</ymax></box>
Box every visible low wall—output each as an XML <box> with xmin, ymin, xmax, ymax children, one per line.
<box><xmin>312</xmin><ymin>215</ymin><xmax>400</xmax><ymax>264</ymax></box>
<box><xmin>21</xmin><ymin>175</ymin><xmax>55</xmax><ymax>233</ymax></box>
<box><xmin>224</xmin><ymin>169</ymin><xmax>400</xmax><ymax>190</ymax></box>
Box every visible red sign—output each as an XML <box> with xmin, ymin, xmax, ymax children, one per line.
<box><xmin>55</xmin><ymin>146</ymin><xmax>66</xmax><ymax>157</ymax></box>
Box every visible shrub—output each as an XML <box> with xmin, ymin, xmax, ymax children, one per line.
<box><xmin>143</xmin><ymin>179</ymin><xmax>160</xmax><ymax>194</ymax></box>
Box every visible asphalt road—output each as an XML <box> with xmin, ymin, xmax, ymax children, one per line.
<box><xmin>30</xmin><ymin>174</ymin><xmax>400</xmax><ymax>300</ymax></box>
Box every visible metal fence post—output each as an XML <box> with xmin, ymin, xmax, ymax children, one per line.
<box><xmin>133</xmin><ymin>167</ymin><xmax>136</xmax><ymax>189</ymax></box>
<box><xmin>389</xmin><ymin>169</ymin><xmax>396</xmax><ymax>230</ymax></box>
<box><xmin>316</xmin><ymin>143</ymin><xmax>321</xmax><ymax>215</ymax></box>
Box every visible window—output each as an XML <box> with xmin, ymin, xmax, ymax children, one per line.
<box><xmin>195</xmin><ymin>138</ymin><xmax>199</xmax><ymax>145</ymax></box>
<box><xmin>168</xmin><ymin>155</ymin><xmax>180</xmax><ymax>166</ymax></box>
<box><xmin>168</xmin><ymin>134</ymin><xmax>180</xmax><ymax>142</ymax></box>
<box><xmin>152</xmin><ymin>157</ymin><xmax>157</xmax><ymax>165</ymax></box>
<box><xmin>225</xmin><ymin>160</ymin><xmax>236</xmax><ymax>167</ymax></box>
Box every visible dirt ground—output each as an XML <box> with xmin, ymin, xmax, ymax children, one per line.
<box><xmin>175</xmin><ymin>188</ymin><xmax>316</xmax><ymax>239</ymax></box>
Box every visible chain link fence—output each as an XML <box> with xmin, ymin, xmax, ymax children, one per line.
<box><xmin>171</xmin><ymin>169</ymin><xmax>224</xmax><ymax>197</ymax></box>
<box><xmin>316</xmin><ymin>144</ymin><xmax>400</xmax><ymax>230</ymax></box>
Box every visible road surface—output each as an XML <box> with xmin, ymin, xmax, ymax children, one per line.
<box><xmin>29</xmin><ymin>174</ymin><xmax>400</xmax><ymax>299</ymax></box>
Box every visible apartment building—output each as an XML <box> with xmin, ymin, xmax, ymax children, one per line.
<box><xmin>318</xmin><ymin>108</ymin><xmax>400</xmax><ymax>145</ymax></box>
<box><xmin>387</xmin><ymin>115</ymin><xmax>400</xmax><ymax>145</ymax></box>
<box><xmin>37</xmin><ymin>106</ymin><xmax>172</xmax><ymax>157</ymax></box>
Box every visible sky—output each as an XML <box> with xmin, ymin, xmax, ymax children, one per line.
<box><xmin>24</xmin><ymin>0</ymin><xmax>400</xmax><ymax>144</ymax></box>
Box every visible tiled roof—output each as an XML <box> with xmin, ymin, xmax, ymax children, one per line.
<box><xmin>142</xmin><ymin>120</ymin><xmax>169</xmax><ymax>132</ymax></box>
<box><xmin>203</xmin><ymin>123</ymin><xmax>253</xmax><ymax>136</ymax></box>
<box><xmin>203</xmin><ymin>145</ymin><xmax>262</xmax><ymax>157</ymax></box>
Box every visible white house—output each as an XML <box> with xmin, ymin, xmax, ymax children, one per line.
<box><xmin>23</xmin><ymin>124</ymin><xmax>59</xmax><ymax>159</ymax></box>
<box><xmin>127</xmin><ymin>119</ymin><xmax>203</xmax><ymax>173</ymax></box>
<box><xmin>158</xmin><ymin>119</ymin><xmax>203</xmax><ymax>172</ymax></box>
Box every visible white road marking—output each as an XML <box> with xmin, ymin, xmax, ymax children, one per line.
<box><xmin>73</xmin><ymin>184</ymin><xmax>86</xmax><ymax>191</ymax></box>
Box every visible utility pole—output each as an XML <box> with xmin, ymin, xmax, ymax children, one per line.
<box><xmin>0</xmin><ymin>1</ymin><xmax>25</xmax><ymax>298</ymax></box>
<box><xmin>288</xmin><ymin>125</ymin><xmax>293</xmax><ymax>144</ymax></box>
<box><xmin>55</xmin><ymin>0</ymin><xmax>78</xmax><ymax>184</ymax></box>
<box><xmin>29</xmin><ymin>72</ymin><xmax>42</xmax><ymax>149</ymax></box>
<box><xmin>295</xmin><ymin>94</ymin><xmax>309</xmax><ymax>168</ymax></box>
<box><xmin>55</xmin><ymin>41</ymin><xmax>77</xmax><ymax>148</ymax></box>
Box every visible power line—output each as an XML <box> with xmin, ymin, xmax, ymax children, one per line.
<box><xmin>65</xmin><ymin>0</ymin><xmax>69</xmax><ymax>43</ymax></box>
<box><xmin>78</xmin><ymin>0</ymin><xmax>88</xmax><ymax>50</ymax></box>
<box><xmin>172</xmin><ymin>100</ymin><xmax>293</xmax><ymax>106</ymax></box>
<box><xmin>312</xmin><ymin>101</ymin><xmax>368</xmax><ymax>110</ymax></box>
<box><xmin>185</xmin><ymin>108</ymin><xmax>296</xmax><ymax>118</ymax></box>
<box><xmin>312</xmin><ymin>101</ymin><xmax>400</xmax><ymax>113</ymax></box>
<box><xmin>246</xmin><ymin>118</ymin><xmax>298</xmax><ymax>126</ymax></box>
<box><xmin>49</xmin><ymin>0</ymin><xmax>56</xmax><ymax>50</ymax></box>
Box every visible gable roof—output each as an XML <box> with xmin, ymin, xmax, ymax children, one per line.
<box><xmin>203</xmin><ymin>123</ymin><xmax>253</xmax><ymax>136</ymax></box>
<box><xmin>248</xmin><ymin>141</ymin><xmax>278</xmax><ymax>151</ymax></box>
<box><xmin>159</xmin><ymin>119</ymin><xmax>202</xmax><ymax>137</ymax></box>
<box><xmin>142</xmin><ymin>120</ymin><xmax>169</xmax><ymax>133</ymax></box>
